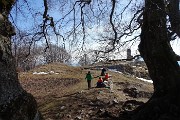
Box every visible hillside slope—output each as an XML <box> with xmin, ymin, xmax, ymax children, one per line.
<box><xmin>19</xmin><ymin>63</ymin><xmax>153</xmax><ymax>120</ymax></box>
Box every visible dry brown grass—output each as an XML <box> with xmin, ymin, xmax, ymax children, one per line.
<box><xmin>19</xmin><ymin>62</ymin><xmax>153</xmax><ymax>99</ymax></box>
<box><xmin>18</xmin><ymin>62</ymin><xmax>153</xmax><ymax>120</ymax></box>
<box><xmin>19</xmin><ymin>63</ymin><xmax>83</xmax><ymax>79</ymax></box>
<box><xmin>19</xmin><ymin>63</ymin><xmax>88</xmax><ymax>98</ymax></box>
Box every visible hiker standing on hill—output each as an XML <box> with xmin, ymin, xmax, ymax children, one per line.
<box><xmin>85</xmin><ymin>71</ymin><xmax>93</xmax><ymax>89</ymax></box>
<box><xmin>101</xmin><ymin>68</ymin><xmax>106</xmax><ymax>76</ymax></box>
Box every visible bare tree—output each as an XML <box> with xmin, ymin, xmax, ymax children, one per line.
<box><xmin>47</xmin><ymin>0</ymin><xmax>180</xmax><ymax>119</ymax></box>
<box><xmin>78</xmin><ymin>53</ymin><xmax>91</xmax><ymax>66</ymax></box>
<box><xmin>43</xmin><ymin>43</ymin><xmax>71</xmax><ymax>64</ymax></box>
<box><xmin>0</xmin><ymin>1</ymin><xmax>42</xmax><ymax>119</ymax></box>
<box><xmin>134</xmin><ymin>0</ymin><xmax>180</xmax><ymax>119</ymax></box>
<box><xmin>1</xmin><ymin>0</ymin><xmax>180</xmax><ymax>119</ymax></box>
<box><xmin>11</xmin><ymin>31</ymin><xmax>71</xmax><ymax>71</ymax></box>
<box><xmin>12</xmin><ymin>31</ymin><xmax>36</xmax><ymax>71</ymax></box>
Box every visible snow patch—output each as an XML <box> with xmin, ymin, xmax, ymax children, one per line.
<box><xmin>109</xmin><ymin>69</ymin><xmax>123</xmax><ymax>74</ymax></box>
<box><xmin>49</xmin><ymin>71</ymin><xmax>55</xmax><ymax>74</ymax></box>
<box><xmin>33</xmin><ymin>71</ymin><xmax>59</xmax><ymax>75</ymax></box>
<box><xmin>136</xmin><ymin>77</ymin><xmax>153</xmax><ymax>83</ymax></box>
<box><xmin>33</xmin><ymin>72</ymin><xmax>48</xmax><ymax>75</ymax></box>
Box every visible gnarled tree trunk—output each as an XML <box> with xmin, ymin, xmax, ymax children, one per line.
<box><xmin>0</xmin><ymin>1</ymin><xmax>42</xmax><ymax>119</ymax></box>
<box><xmin>134</xmin><ymin>0</ymin><xmax>180</xmax><ymax>119</ymax></box>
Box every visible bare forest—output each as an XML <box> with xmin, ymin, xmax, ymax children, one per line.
<box><xmin>0</xmin><ymin>0</ymin><xmax>180</xmax><ymax>120</ymax></box>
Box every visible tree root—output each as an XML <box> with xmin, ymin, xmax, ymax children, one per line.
<box><xmin>0</xmin><ymin>91</ymin><xmax>43</xmax><ymax>120</ymax></box>
<box><xmin>132</xmin><ymin>96</ymin><xmax>180</xmax><ymax>120</ymax></box>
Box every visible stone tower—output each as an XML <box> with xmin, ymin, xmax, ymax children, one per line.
<box><xmin>127</xmin><ymin>49</ymin><xmax>133</xmax><ymax>59</ymax></box>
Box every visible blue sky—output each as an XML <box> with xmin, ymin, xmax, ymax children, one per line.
<box><xmin>10</xmin><ymin>0</ymin><xmax>44</xmax><ymax>30</ymax></box>
<box><xmin>10</xmin><ymin>0</ymin><xmax>180</xmax><ymax>61</ymax></box>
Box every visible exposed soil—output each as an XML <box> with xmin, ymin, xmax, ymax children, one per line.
<box><xmin>19</xmin><ymin>63</ymin><xmax>153</xmax><ymax>120</ymax></box>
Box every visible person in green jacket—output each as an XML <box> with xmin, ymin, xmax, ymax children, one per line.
<box><xmin>85</xmin><ymin>71</ymin><xmax>93</xmax><ymax>89</ymax></box>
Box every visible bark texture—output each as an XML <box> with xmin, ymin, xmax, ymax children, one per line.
<box><xmin>133</xmin><ymin>0</ymin><xmax>180</xmax><ymax>119</ymax></box>
<box><xmin>0</xmin><ymin>1</ymin><xmax>42</xmax><ymax>119</ymax></box>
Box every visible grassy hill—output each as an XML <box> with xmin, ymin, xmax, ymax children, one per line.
<box><xmin>19</xmin><ymin>62</ymin><xmax>153</xmax><ymax>120</ymax></box>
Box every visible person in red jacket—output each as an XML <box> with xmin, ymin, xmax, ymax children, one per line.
<box><xmin>96</xmin><ymin>77</ymin><xmax>106</xmax><ymax>88</ymax></box>
<box><xmin>104</xmin><ymin>73</ymin><xmax>110</xmax><ymax>81</ymax></box>
<box><xmin>98</xmin><ymin>77</ymin><xmax>103</xmax><ymax>83</ymax></box>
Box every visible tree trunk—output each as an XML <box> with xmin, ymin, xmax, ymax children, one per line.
<box><xmin>0</xmin><ymin>1</ymin><xmax>42</xmax><ymax>120</ymax></box>
<box><xmin>134</xmin><ymin>0</ymin><xmax>180</xmax><ymax>119</ymax></box>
